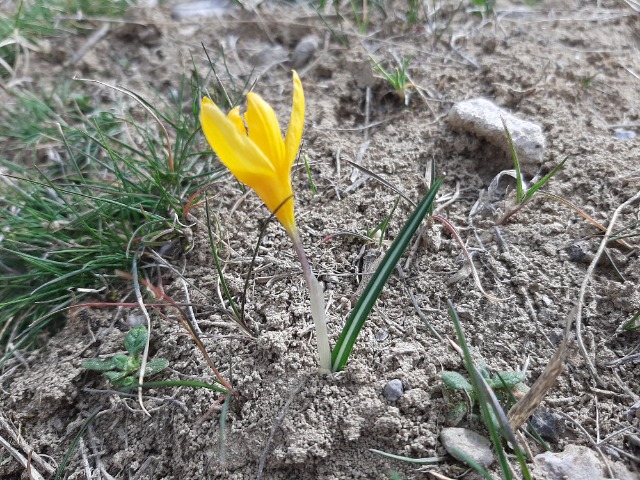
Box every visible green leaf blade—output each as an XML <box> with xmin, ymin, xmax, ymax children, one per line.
<box><xmin>441</xmin><ymin>371</ymin><xmax>473</xmax><ymax>391</ymax></box>
<box><xmin>331</xmin><ymin>178</ymin><xmax>443</xmax><ymax>372</ymax></box>
<box><xmin>501</xmin><ymin>119</ymin><xmax>524</xmax><ymax>204</ymax></box>
<box><xmin>124</xmin><ymin>325</ymin><xmax>148</xmax><ymax>356</ymax></box>
<box><xmin>522</xmin><ymin>157</ymin><xmax>568</xmax><ymax>204</ymax></box>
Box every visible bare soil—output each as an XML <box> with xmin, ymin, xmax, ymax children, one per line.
<box><xmin>1</xmin><ymin>1</ymin><xmax>640</xmax><ymax>479</ymax></box>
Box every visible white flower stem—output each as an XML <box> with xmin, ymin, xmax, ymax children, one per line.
<box><xmin>289</xmin><ymin>230</ymin><xmax>331</xmax><ymax>371</ymax></box>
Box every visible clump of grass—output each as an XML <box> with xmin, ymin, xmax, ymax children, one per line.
<box><xmin>370</xmin><ymin>55</ymin><xmax>414</xmax><ymax>105</ymax></box>
<box><xmin>498</xmin><ymin>120</ymin><xmax>567</xmax><ymax>225</ymax></box>
<box><xmin>447</xmin><ymin>301</ymin><xmax>531</xmax><ymax>479</ymax></box>
<box><xmin>0</xmin><ymin>0</ymin><xmax>132</xmax><ymax>77</ymax></box>
<box><xmin>0</xmin><ymin>71</ymin><xmax>225</xmax><ymax>361</ymax></box>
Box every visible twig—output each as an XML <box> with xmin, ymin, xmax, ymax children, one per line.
<box><xmin>396</xmin><ymin>265</ymin><xmax>443</xmax><ymax>341</ymax></box>
<box><xmin>132</xmin><ymin>256</ymin><xmax>152</xmax><ymax>417</ymax></box>
<box><xmin>0</xmin><ymin>434</ymin><xmax>46</xmax><ymax>480</ymax></box>
<box><xmin>433</xmin><ymin>215</ymin><xmax>511</xmax><ymax>302</ymax></box>
<box><xmin>87</xmin><ymin>425</ymin><xmax>117</xmax><ymax>480</ymax></box>
<box><xmin>0</xmin><ymin>413</ymin><xmax>56</xmax><ymax>476</ymax></box>
<box><xmin>553</xmin><ymin>409</ymin><xmax>615</xmax><ymax>478</ymax></box>
<box><xmin>79</xmin><ymin>437</ymin><xmax>92</xmax><ymax>480</ymax></box>
<box><xmin>66</xmin><ymin>23</ymin><xmax>110</xmax><ymax>66</ymax></box>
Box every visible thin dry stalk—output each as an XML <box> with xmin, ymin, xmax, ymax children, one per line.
<box><xmin>0</xmin><ymin>434</ymin><xmax>46</xmax><ymax>480</ymax></box>
<box><xmin>433</xmin><ymin>215</ymin><xmax>511</xmax><ymax>302</ymax></box>
<box><xmin>507</xmin><ymin>306</ymin><xmax>575</xmax><ymax>431</ymax></box>
<box><xmin>0</xmin><ymin>413</ymin><xmax>56</xmax><ymax>476</ymax></box>
<box><xmin>116</xmin><ymin>271</ymin><xmax>235</xmax><ymax>396</ymax></box>
<box><xmin>575</xmin><ymin>190</ymin><xmax>640</xmax><ymax>386</ymax></box>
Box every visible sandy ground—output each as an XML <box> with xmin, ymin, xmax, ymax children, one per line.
<box><xmin>1</xmin><ymin>0</ymin><xmax>639</xmax><ymax>478</ymax></box>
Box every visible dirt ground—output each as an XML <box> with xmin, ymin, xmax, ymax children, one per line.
<box><xmin>1</xmin><ymin>0</ymin><xmax>640</xmax><ymax>479</ymax></box>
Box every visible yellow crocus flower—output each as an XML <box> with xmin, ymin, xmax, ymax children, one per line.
<box><xmin>200</xmin><ymin>71</ymin><xmax>304</xmax><ymax>235</ymax></box>
<box><xmin>200</xmin><ymin>71</ymin><xmax>331</xmax><ymax>371</ymax></box>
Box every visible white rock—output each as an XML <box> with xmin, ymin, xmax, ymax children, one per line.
<box><xmin>440</xmin><ymin>427</ymin><xmax>494</xmax><ymax>467</ymax></box>
<box><xmin>171</xmin><ymin>0</ymin><xmax>235</xmax><ymax>20</ymax></box>
<box><xmin>533</xmin><ymin>444</ymin><xmax>635</xmax><ymax>480</ymax></box>
<box><xmin>447</xmin><ymin>98</ymin><xmax>546</xmax><ymax>164</ymax></box>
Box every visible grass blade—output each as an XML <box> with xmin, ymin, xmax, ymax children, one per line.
<box><xmin>448</xmin><ymin>447</ymin><xmax>494</xmax><ymax>480</ymax></box>
<box><xmin>204</xmin><ymin>199</ymin><xmax>246</xmax><ymax>331</ymax></box>
<box><xmin>501</xmin><ymin>119</ymin><xmax>523</xmax><ymax>204</ymax></box>
<box><xmin>330</xmin><ymin>177</ymin><xmax>443</xmax><ymax>372</ymax></box>
<box><xmin>369</xmin><ymin>449</ymin><xmax>446</xmax><ymax>464</ymax></box>
<box><xmin>447</xmin><ymin>300</ymin><xmax>512</xmax><ymax>480</ymax></box>
<box><xmin>522</xmin><ymin>157</ymin><xmax>568</xmax><ymax>203</ymax></box>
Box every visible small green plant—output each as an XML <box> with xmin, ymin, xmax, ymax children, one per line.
<box><xmin>0</xmin><ymin>70</ymin><xmax>227</xmax><ymax>361</ymax></box>
<box><xmin>447</xmin><ymin>301</ymin><xmax>531</xmax><ymax>479</ymax></box>
<box><xmin>623</xmin><ymin>309</ymin><xmax>640</xmax><ymax>331</ymax></box>
<box><xmin>441</xmin><ymin>366</ymin><xmax>528</xmax><ymax>426</ymax></box>
<box><xmin>371</xmin><ymin>56</ymin><xmax>414</xmax><ymax>105</ymax></box>
<box><xmin>302</xmin><ymin>153</ymin><xmax>317</xmax><ymax>195</ymax></box>
<box><xmin>366</xmin><ymin>197</ymin><xmax>400</xmax><ymax>247</ymax></box>
<box><xmin>81</xmin><ymin>326</ymin><xmax>168</xmax><ymax>387</ymax></box>
<box><xmin>406</xmin><ymin>0</ymin><xmax>421</xmax><ymax>25</ymax></box>
<box><xmin>499</xmin><ymin>120</ymin><xmax>567</xmax><ymax>224</ymax></box>
<box><xmin>470</xmin><ymin>0</ymin><xmax>495</xmax><ymax>15</ymax></box>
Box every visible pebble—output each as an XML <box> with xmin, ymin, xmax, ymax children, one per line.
<box><xmin>383</xmin><ymin>379</ymin><xmax>404</xmax><ymax>402</ymax></box>
<box><xmin>375</xmin><ymin>329</ymin><xmax>389</xmax><ymax>342</ymax></box>
<box><xmin>565</xmin><ymin>241</ymin><xmax>593</xmax><ymax>263</ymax></box>
<box><xmin>447</xmin><ymin>98</ymin><xmax>546</xmax><ymax>164</ymax></box>
<box><xmin>530</xmin><ymin>408</ymin><xmax>564</xmax><ymax>443</ymax></box>
<box><xmin>613</xmin><ymin>129</ymin><xmax>636</xmax><ymax>140</ymax></box>
<box><xmin>291</xmin><ymin>35</ymin><xmax>319</xmax><ymax>68</ymax></box>
<box><xmin>627</xmin><ymin>400</ymin><xmax>640</xmax><ymax>421</ymax></box>
<box><xmin>440</xmin><ymin>427</ymin><xmax>494</xmax><ymax>468</ymax></box>
<box><xmin>171</xmin><ymin>0</ymin><xmax>235</xmax><ymax>19</ymax></box>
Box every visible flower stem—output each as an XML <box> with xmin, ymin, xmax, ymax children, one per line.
<box><xmin>289</xmin><ymin>230</ymin><xmax>331</xmax><ymax>371</ymax></box>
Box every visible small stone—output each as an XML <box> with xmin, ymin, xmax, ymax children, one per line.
<box><xmin>247</xmin><ymin>46</ymin><xmax>288</xmax><ymax>68</ymax></box>
<box><xmin>171</xmin><ymin>0</ymin><xmax>235</xmax><ymax>19</ymax></box>
<box><xmin>534</xmin><ymin>444</ymin><xmax>607</xmax><ymax>480</ymax></box>
<box><xmin>613</xmin><ymin>129</ymin><xmax>636</xmax><ymax>140</ymax></box>
<box><xmin>565</xmin><ymin>241</ymin><xmax>593</xmax><ymax>263</ymax></box>
<box><xmin>627</xmin><ymin>400</ymin><xmax>640</xmax><ymax>421</ymax></box>
<box><xmin>541</xmin><ymin>295</ymin><xmax>553</xmax><ymax>307</ymax></box>
<box><xmin>383</xmin><ymin>379</ymin><xmax>404</xmax><ymax>402</ymax></box>
<box><xmin>291</xmin><ymin>35</ymin><xmax>319</xmax><ymax>68</ymax></box>
<box><xmin>530</xmin><ymin>408</ymin><xmax>564</xmax><ymax>443</ymax></box>
<box><xmin>375</xmin><ymin>329</ymin><xmax>389</xmax><ymax>342</ymax></box>
<box><xmin>447</xmin><ymin>98</ymin><xmax>546</xmax><ymax>164</ymax></box>
<box><xmin>440</xmin><ymin>427</ymin><xmax>494</xmax><ymax>468</ymax></box>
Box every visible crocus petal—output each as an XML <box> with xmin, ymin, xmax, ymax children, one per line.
<box><xmin>252</xmin><ymin>176</ymin><xmax>296</xmax><ymax>233</ymax></box>
<box><xmin>201</xmin><ymin>97</ymin><xmax>296</xmax><ymax>233</ymax></box>
<box><xmin>244</xmin><ymin>92</ymin><xmax>286</xmax><ymax>171</ymax></box>
<box><xmin>200</xmin><ymin>97</ymin><xmax>274</xmax><ymax>181</ymax></box>
<box><xmin>227</xmin><ymin>106</ymin><xmax>247</xmax><ymax>136</ymax></box>
<box><xmin>284</xmin><ymin>71</ymin><xmax>305</xmax><ymax>170</ymax></box>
